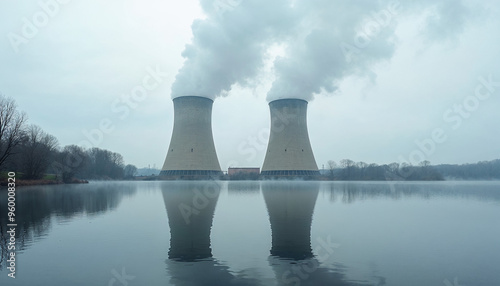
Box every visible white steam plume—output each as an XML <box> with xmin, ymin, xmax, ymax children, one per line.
<box><xmin>172</xmin><ymin>0</ymin><xmax>475</xmax><ymax>102</ymax></box>
<box><xmin>266</xmin><ymin>0</ymin><xmax>474</xmax><ymax>102</ymax></box>
<box><xmin>171</xmin><ymin>0</ymin><xmax>295</xmax><ymax>99</ymax></box>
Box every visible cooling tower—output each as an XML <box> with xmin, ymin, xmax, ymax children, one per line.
<box><xmin>160</xmin><ymin>96</ymin><xmax>222</xmax><ymax>180</ymax></box>
<box><xmin>261</xmin><ymin>99</ymin><xmax>320</xmax><ymax>178</ymax></box>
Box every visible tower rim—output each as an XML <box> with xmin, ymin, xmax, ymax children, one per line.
<box><xmin>172</xmin><ymin>95</ymin><xmax>214</xmax><ymax>103</ymax></box>
<box><xmin>268</xmin><ymin>98</ymin><xmax>309</xmax><ymax>105</ymax></box>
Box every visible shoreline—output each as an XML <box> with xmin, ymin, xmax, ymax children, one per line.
<box><xmin>3</xmin><ymin>178</ymin><xmax>497</xmax><ymax>188</ymax></box>
<box><xmin>0</xmin><ymin>179</ymin><xmax>89</xmax><ymax>187</ymax></box>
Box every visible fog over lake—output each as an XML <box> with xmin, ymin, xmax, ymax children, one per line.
<box><xmin>1</xmin><ymin>181</ymin><xmax>499</xmax><ymax>286</ymax></box>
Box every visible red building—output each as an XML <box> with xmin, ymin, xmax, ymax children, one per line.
<box><xmin>228</xmin><ymin>168</ymin><xmax>260</xmax><ymax>176</ymax></box>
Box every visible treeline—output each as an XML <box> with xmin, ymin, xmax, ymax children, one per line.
<box><xmin>326</xmin><ymin>159</ymin><xmax>444</xmax><ymax>181</ymax></box>
<box><xmin>51</xmin><ymin>145</ymin><xmax>138</xmax><ymax>181</ymax></box>
<box><xmin>0</xmin><ymin>94</ymin><xmax>137</xmax><ymax>182</ymax></box>
<box><xmin>326</xmin><ymin>159</ymin><xmax>500</xmax><ymax>181</ymax></box>
<box><xmin>434</xmin><ymin>160</ymin><xmax>500</xmax><ymax>180</ymax></box>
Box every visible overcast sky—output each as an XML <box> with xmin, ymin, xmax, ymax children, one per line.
<box><xmin>1</xmin><ymin>0</ymin><xmax>499</xmax><ymax>170</ymax></box>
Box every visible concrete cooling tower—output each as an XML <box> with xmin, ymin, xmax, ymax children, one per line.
<box><xmin>261</xmin><ymin>99</ymin><xmax>320</xmax><ymax>178</ymax></box>
<box><xmin>160</xmin><ymin>96</ymin><xmax>223</xmax><ymax>180</ymax></box>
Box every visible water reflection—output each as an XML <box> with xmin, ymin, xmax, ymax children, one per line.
<box><xmin>161</xmin><ymin>181</ymin><xmax>387</xmax><ymax>285</ymax></box>
<box><xmin>0</xmin><ymin>181</ymin><xmax>497</xmax><ymax>285</ymax></box>
<box><xmin>0</xmin><ymin>182</ymin><xmax>137</xmax><ymax>270</ymax></box>
<box><xmin>162</xmin><ymin>181</ymin><xmax>220</xmax><ymax>261</ymax></box>
<box><xmin>227</xmin><ymin>181</ymin><xmax>261</xmax><ymax>195</ymax></box>
<box><xmin>324</xmin><ymin>181</ymin><xmax>500</xmax><ymax>203</ymax></box>
<box><xmin>262</xmin><ymin>181</ymin><xmax>319</xmax><ymax>260</ymax></box>
<box><xmin>162</xmin><ymin>181</ymin><xmax>262</xmax><ymax>285</ymax></box>
<box><xmin>262</xmin><ymin>181</ymin><xmax>380</xmax><ymax>286</ymax></box>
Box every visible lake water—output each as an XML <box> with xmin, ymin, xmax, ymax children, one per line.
<box><xmin>1</xmin><ymin>181</ymin><xmax>499</xmax><ymax>286</ymax></box>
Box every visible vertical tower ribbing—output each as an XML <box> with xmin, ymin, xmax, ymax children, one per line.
<box><xmin>160</xmin><ymin>96</ymin><xmax>222</xmax><ymax>179</ymax></box>
<box><xmin>261</xmin><ymin>99</ymin><xmax>320</xmax><ymax>178</ymax></box>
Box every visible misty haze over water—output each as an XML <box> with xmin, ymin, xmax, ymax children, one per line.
<box><xmin>1</xmin><ymin>181</ymin><xmax>499</xmax><ymax>286</ymax></box>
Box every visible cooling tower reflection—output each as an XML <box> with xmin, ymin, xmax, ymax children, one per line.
<box><xmin>162</xmin><ymin>181</ymin><xmax>262</xmax><ymax>286</ymax></box>
<box><xmin>263</xmin><ymin>181</ymin><xmax>382</xmax><ymax>285</ymax></box>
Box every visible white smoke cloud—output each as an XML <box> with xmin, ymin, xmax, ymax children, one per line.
<box><xmin>267</xmin><ymin>1</ymin><xmax>397</xmax><ymax>101</ymax></box>
<box><xmin>267</xmin><ymin>0</ymin><xmax>475</xmax><ymax>102</ymax></box>
<box><xmin>420</xmin><ymin>0</ymin><xmax>473</xmax><ymax>43</ymax></box>
<box><xmin>172</xmin><ymin>0</ymin><xmax>476</xmax><ymax>101</ymax></box>
<box><xmin>170</xmin><ymin>0</ymin><xmax>296</xmax><ymax>99</ymax></box>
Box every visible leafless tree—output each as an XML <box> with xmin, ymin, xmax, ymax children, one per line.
<box><xmin>419</xmin><ymin>160</ymin><xmax>431</xmax><ymax>167</ymax></box>
<box><xmin>388</xmin><ymin>162</ymin><xmax>400</xmax><ymax>173</ymax></box>
<box><xmin>340</xmin><ymin>159</ymin><xmax>355</xmax><ymax>179</ymax></box>
<box><xmin>53</xmin><ymin>145</ymin><xmax>88</xmax><ymax>182</ymax></box>
<box><xmin>86</xmin><ymin>148</ymin><xmax>124</xmax><ymax>179</ymax></box>
<box><xmin>124</xmin><ymin>164</ymin><xmax>138</xmax><ymax>178</ymax></box>
<box><xmin>327</xmin><ymin>160</ymin><xmax>336</xmax><ymax>179</ymax></box>
<box><xmin>0</xmin><ymin>94</ymin><xmax>27</xmax><ymax>169</ymax></box>
<box><xmin>19</xmin><ymin>125</ymin><xmax>59</xmax><ymax>179</ymax></box>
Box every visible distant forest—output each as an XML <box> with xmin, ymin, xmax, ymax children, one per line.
<box><xmin>324</xmin><ymin>159</ymin><xmax>500</xmax><ymax>181</ymax></box>
<box><xmin>434</xmin><ymin>160</ymin><xmax>500</xmax><ymax>180</ymax></box>
<box><xmin>0</xmin><ymin>94</ymin><xmax>137</xmax><ymax>182</ymax></box>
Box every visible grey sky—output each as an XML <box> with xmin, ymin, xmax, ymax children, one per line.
<box><xmin>1</xmin><ymin>0</ymin><xmax>499</xmax><ymax>170</ymax></box>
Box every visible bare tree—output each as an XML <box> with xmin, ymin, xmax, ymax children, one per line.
<box><xmin>0</xmin><ymin>94</ymin><xmax>27</xmax><ymax>169</ymax></box>
<box><xmin>340</xmin><ymin>159</ymin><xmax>355</xmax><ymax>179</ymax></box>
<box><xmin>124</xmin><ymin>164</ymin><xmax>138</xmax><ymax>179</ymax></box>
<box><xmin>340</xmin><ymin>159</ymin><xmax>355</xmax><ymax>168</ymax></box>
<box><xmin>327</xmin><ymin>160</ymin><xmax>336</xmax><ymax>180</ymax></box>
<box><xmin>86</xmin><ymin>148</ymin><xmax>124</xmax><ymax>179</ymax></box>
<box><xmin>19</xmin><ymin>125</ymin><xmax>59</xmax><ymax>179</ymax></box>
<box><xmin>356</xmin><ymin>161</ymin><xmax>368</xmax><ymax>179</ymax></box>
<box><xmin>388</xmin><ymin>162</ymin><xmax>400</xmax><ymax>174</ymax></box>
<box><xmin>419</xmin><ymin>160</ymin><xmax>431</xmax><ymax>167</ymax></box>
<box><xmin>53</xmin><ymin>145</ymin><xmax>88</xmax><ymax>182</ymax></box>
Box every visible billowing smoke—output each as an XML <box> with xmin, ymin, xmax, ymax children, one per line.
<box><xmin>172</xmin><ymin>0</ymin><xmax>474</xmax><ymax>101</ymax></box>
<box><xmin>170</xmin><ymin>0</ymin><xmax>296</xmax><ymax>99</ymax></box>
<box><xmin>267</xmin><ymin>1</ymin><xmax>397</xmax><ymax>101</ymax></box>
<box><xmin>266</xmin><ymin>0</ymin><xmax>474</xmax><ymax>102</ymax></box>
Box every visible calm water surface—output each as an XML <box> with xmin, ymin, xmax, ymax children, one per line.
<box><xmin>1</xmin><ymin>181</ymin><xmax>499</xmax><ymax>286</ymax></box>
